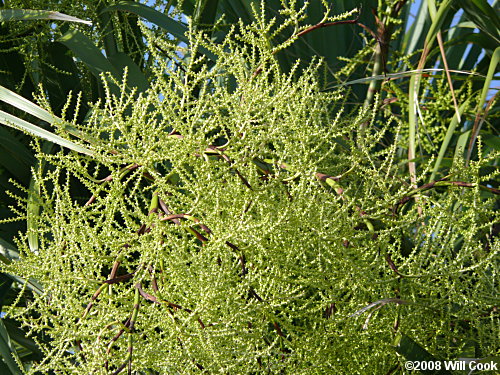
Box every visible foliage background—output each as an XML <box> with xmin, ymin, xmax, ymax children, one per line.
<box><xmin>0</xmin><ymin>0</ymin><xmax>498</xmax><ymax>373</ymax></box>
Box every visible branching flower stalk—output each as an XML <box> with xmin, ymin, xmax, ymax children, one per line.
<box><xmin>1</xmin><ymin>4</ymin><xmax>498</xmax><ymax>374</ymax></box>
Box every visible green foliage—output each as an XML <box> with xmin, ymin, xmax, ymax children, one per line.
<box><xmin>0</xmin><ymin>5</ymin><xmax>498</xmax><ymax>373</ymax></box>
<box><xmin>0</xmin><ymin>0</ymin><xmax>499</xmax><ymax>373</ymax></box>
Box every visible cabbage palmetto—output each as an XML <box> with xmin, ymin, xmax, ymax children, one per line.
<box><xmin>0</xmin><ymin>1</ymin><xmax>498</xmax><ymax>373</ymax></box>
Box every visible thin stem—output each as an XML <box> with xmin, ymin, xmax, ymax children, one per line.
<box><xmin>252</xmin><ymin>13</ymin><xmax>378</xmax><ymax>78</ymax></box>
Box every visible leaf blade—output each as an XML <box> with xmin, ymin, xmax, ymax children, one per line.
<box><xmin>0</xmin><ymin>9</ymin><xmax>91</xmax><ymax>25</ymax></box>
<box><xmin>100</xmin><ymin>1</ymin><xmax>217</xmax><ymax>61</ymax></box>
<box><xmin>0</xmin><ymin>320</ymin><xmax>22</xmax><ymax>375</ymax></box>
<box><xmin>0</xmin><ymin>110</ymin><xmax>93</xmax><ymax>156</ymax></box>
<box><xmin>58</xmin><ymin>29</ymin><xmax>120</xmax><ymax>80</ymax></box>
<box><xmin>0</xmin><ymin>85</ymin><xmax>55</xmax><ymax>124</ymax></box>
<box><xmin>101</xmin><ymin>1</ymin><xmax>189</xmax><ymax>42</ymax></box>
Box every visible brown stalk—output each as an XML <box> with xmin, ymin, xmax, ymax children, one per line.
<box><xmin>436</xmin><ymin>31</ymin><xmax>461</xmax><ymax>122</ymax></box>
<box><xmin>84</xmin><ymin>164</ymin><xmax>140</xmax><ymax>207</ymax></box>
<box><xmin>252</xmin><ymin>12</ymin><xmax>378</xmax><ymax>78</ymax></box>
<box><xmin>364</xmin><ymin>1</ymin><xmax>408</xmax><ymax>109</ymax></box>
<box><xmin>466</xmin><ymin>91</ymin><xmax>498</xmax><ymax>166</ymax></box>
<box><xmin>136</xmin><ymin>283</ymin><xmax>208</xmax><ymax>329</ymax></box>
<box><xmin>393</xmin><ymin>178</ymin><xmax>500</xmax><ymax>214</ymax></box>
